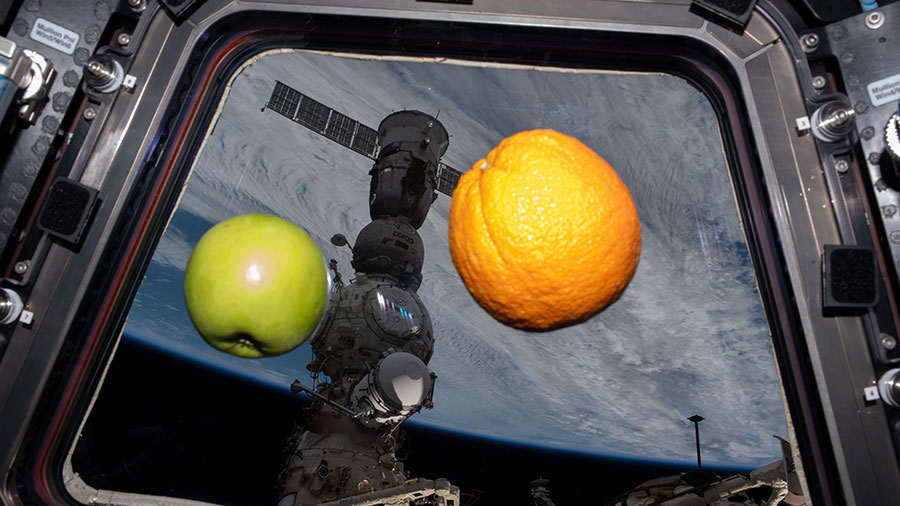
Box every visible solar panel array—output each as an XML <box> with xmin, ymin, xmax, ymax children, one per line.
<box><xmin>265</xmin><ymin>80</ymin><xmax>463</xmax><ymax>196</ymax></box>
<box><xmin>436</xmin><ymin>163</ymin><xmax>463</xmax><ymax>196</ymax></box>
<box><xmin>266</xmin><ymin>81</ymin><xmax>379</xmax><ymax>159</ymax></box>
<box><xmin>266</xmin><ymin>81</ymin><xmax>302</xmax><ymax>120</ymax></box>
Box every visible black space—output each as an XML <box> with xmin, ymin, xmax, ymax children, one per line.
<box><xmin>71</xmin><ymin>338</ymin><xmax>702</xmax><ymax>505</ymax></box>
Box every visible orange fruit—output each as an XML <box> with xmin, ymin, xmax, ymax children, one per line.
<box><xmin>448</xmin><ymin>129</ymin><xmax>641</xmax><ymax>331</ymax></box>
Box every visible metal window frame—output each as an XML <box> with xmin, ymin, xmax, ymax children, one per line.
<box><xmin>0</xmin><ymin>1</ymin><xmax>896</xmax><ymax>505</ymax></box>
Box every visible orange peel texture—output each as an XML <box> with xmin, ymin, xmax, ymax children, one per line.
<box><xmin>448</xmin><ymin>129</ymin><xmax>641</xmax><ymax>331</ymax></box>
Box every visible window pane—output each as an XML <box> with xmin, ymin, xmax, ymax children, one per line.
<box><xmin>75</xmin><ymin>49</ymin><xmax>788</xmax><ymax>501</ymax></box>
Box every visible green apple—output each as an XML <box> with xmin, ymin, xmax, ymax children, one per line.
<box><xmin>184</xmin><ymin>214</ymin><xmax>327</xmax><ymax>358</ymax></box>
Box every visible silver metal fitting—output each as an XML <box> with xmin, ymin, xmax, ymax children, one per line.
<box><xmin>6</xmin><ymin>48</ymin><xmax>56</xmax><ymax>124</ymax></box>
<box><xmin>811</xmin><ymin>101</ymin><xmax>856</xmax><ymax>142</ymax></box>
<box><xmin>865</xmin><ymin>11</ymin><xmax>884</xmax><ymax>30</ymax></box>
<box><xmin>0</xmin><ymin>288</ymin><xmax>23</xmax><ymax>325</ymax></box>
<box><xmin>0</xmin><ymin>37</ymin><xmax>32</xmax><ymax>88</ymax></box>
<box><xmin>879</xmin><ymin>369</ymin><xmax>900</xmax><ymax>408</ymax></box>
<box><xmin>881</xmin><ymin>333</ymin><xmax>898</xmax><ymax>351</ymax></box>
<box><xmin>801</xmin><ymin>33</ymin><xmax>819</xmax><ymax>52</ymax></box>
<box><xmin>84</xmin><ymin>55</ymin><xmax>124</xmax><ymax>93</ymax></box>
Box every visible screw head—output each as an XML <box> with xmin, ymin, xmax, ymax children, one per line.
<box><xmin>86</xmin><ymin>60</ymin><xmax>104</xmax><ymax>76</ymax></box>
<box><xmin>869</xmin><ymin>152</ymin><xmax>881</xmax><ymax>164</ymax></box>
<box><xmin>862</xmin><ymin>126</ymin><xmax>876</xmax><ymax>140</ymax></box>
<box><xmin>14</xmin><ymin>261</ymin><xmax>28</xmax><ymax>274</ymax></box>
<box><xmin>117</xmin><ymin>33</ymin><xmax>131</xmax><ymax>46</ymax></box>
<box><xmin>882</xmin><ymin>334</ymin><xmax>898</xmax><ymax>351</ymax></box>
<box><xmin>866</xmin><ymin>11</ymin><xmax>884</xmax><ymax>30</ymax></box>
<box><xmin>802</xmin><ymin>33</ymin><xmax>819</xmax><ymax>52</ymax></box>
<box><xmin>812</xmin><ymin>76</ymin><xmax>826</xmax><ymax>89</ymax></box>
<box><xmin>83</xmin><ymin>108</ymin><xmax>97</xmax><ymax>120</ymax></box>
<box><xmin>835</xmin><ymin>160</ymin><xmax>849</xmax><ymax>173</ymax></box>
<box><xmin>833</xmin><ymin>109</ymin><xmax>851</xmax><ymax>125</ymax></box>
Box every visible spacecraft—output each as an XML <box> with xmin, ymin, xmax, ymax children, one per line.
<box><xmin>263</xmin><ymin>82</ymin><xmax>462</xmax><ymax>505</ymax></box>
<box><xmin>530</xmin><ymin>478</ymin><xmax>557</xmax><ymax>506</ymax></box>
<box><xmin>602</xmin><ymin>438</ymin><xmax>805</xmax><ymax>506</ymax></box>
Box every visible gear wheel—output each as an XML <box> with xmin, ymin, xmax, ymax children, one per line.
<box><xmin>884</xmin><ymin>113</ymin><xmax>900</xmax><ymax>187</ymax></box>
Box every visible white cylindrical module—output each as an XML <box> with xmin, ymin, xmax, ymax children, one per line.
<box><xmin>377</xmin><ymin>351</ymin><xmax>431</xmax><ymax>409</ymax></box>
<box><xmin>351</xmin><ymin>351</ymin><xmax>434</xmax><ymax>427</ymax></box>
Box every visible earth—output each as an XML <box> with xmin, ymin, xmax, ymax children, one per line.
<box><xmin>124</xmin><ymin>49</ymin><xmax>787</xmax><ymax>471</ymax></box>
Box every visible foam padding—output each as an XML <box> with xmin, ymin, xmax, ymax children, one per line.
<box><xmin>691</xmin><ymin>0</ymin><xmax>757</xmax><ymax>30</ymax></box>
<box><xmin>38</xmin><ymin>178</ymin><xmax>98</xmax><ymax>244</ymax></box>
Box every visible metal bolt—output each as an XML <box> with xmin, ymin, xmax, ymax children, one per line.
<box><xmin>812</xmin><ymin>76</ymin><xmax>826</xmax><ymax>89</ymax></box>
<box><xmin>869</xmin><ymin>152</ymin><xmax>881</xmax><ymax>164</ymax></box>
<box><xmin>812</xmin><ymin>102</ymin><xmax>856</xmax><ymax>142</ymax></box>
<box><xmin>841</xmin><ymin>52</ymin><xmax>855</xmax><ymax>64</ymax></box>
<box><xmin>117</xmin><ymin>33</ymin><xmax>131</xmax><ymax>46</ymax></box>
<box><xmin>128</xmin><ymin>0</ymin><xmax>146</xmax><ymax>11</ymax></box>
<box><xmin>882</xmin><ymin>334</ymin><xmax>898</xmax><ymax>351</ymax></box>
<box><xmin>834</xmin><ymin>109</ymin><xmax>851</xmax><ymax>124</ymax></box>
<box><xmin>83</xmin><ymin>108</ymin><xmax>97</xmax><ymax>121</ymax></box>
<box><xmin>802</xmin><ymin>33</ymin><xmax>819</xmax><ymax>52</ymax></box>
<box><xmin>855</xmin><ymin>101</ymin><xmax>869</xmax><ymax>114</ymax></box>
<box><xmin>84</xmin><ymin>56</ymin><xmax>122</xmax><ymax>93</ymax></box>
<box><xmin>14</xmin><ymin>261</ymin><xmax>28</xmax><ymax>275</ymax></box>
<box><xmin>866</xmin><ymin>11</ymin><xmax>884</xmax><ymax>30</ymax></box>
<box><xmin>86</xmin><ymin>60</ymin><xmax>104</xmax><ymax>77</ymax></box>
<box><xmin>835</xmin><ymin>160</ymin><xmax>849</xmax><ymax>173</ymax></box>
<box><xmin>862</xmin><ymin>126</ymin><xmax>876</xmax><ymax>140</ymax></box>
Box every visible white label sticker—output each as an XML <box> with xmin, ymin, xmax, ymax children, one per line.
<box><xmin>867</xmin><ymin>72</ymin><xmax>900</xmax><ymax>107</ymax></box>
<box><xmin>29</xmin><ymin>18</ymin><xmax>79</xmax><ymax>55</ymax></box>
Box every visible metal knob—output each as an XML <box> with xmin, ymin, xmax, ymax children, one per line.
<box><xmin>883</xmin><ymin>113</ymin><xmax>900</xmax><ymax>186</ymax></box>
<box><xmin>0</xmin><ymin>288</ymin><xmax>23</xmax><ymax>325</ymax></box>
<box><xmin>811</xmin><ymin>101</ymin><xmax>856</xmax><ymax>142</ymax></box>
<box><xmin>84</xmin><ymin>55</ymin><xmax>124</xmax><ymax>93</ymax></box>
<box><xmin>879</xmin><ymin>368</ymin><xmax>900</xmax><ymax>408</ymax></box>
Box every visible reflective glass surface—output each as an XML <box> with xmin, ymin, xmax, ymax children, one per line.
<box><xmin>73</xmin><ymin>49</ymin><xmax>788</xmax><ymax>499</ymax></box>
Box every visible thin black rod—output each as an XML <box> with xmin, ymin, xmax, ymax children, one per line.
<box><xmin>688</xmin><ymin>414</ymin><xmax>704</xmax><ymax>469</ymax></box>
